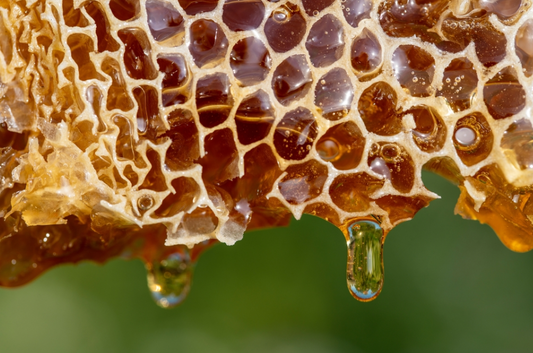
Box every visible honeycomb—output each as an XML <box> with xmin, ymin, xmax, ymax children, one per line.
<box><xmin>0</xmin><ymin>0</ymin><xmax>532</xmax><ymax>306</ymax></box>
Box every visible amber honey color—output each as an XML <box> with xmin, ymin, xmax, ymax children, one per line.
<box><xmin>0</xmin><ymin>0</ymin><xmax>532</xmax><ymax>307</ymax></box>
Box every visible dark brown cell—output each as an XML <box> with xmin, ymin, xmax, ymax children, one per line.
<box><xmin>274</xmin><ymin>107</ymin><xmax>318</xmax><ymax>161</ymax></box>
<box><xmin>157</xmin><ymin>54</ymin><xmax>190</xmax><ymax>107</ymax></box>
<box><xmin>483</xmin><ymin>67</ymin><xmax>526</xmax><ymax>120</ymax></box>
<box><xmin>67</xmin><ymin>34</ymin><xmax>104</xmax><ymax>81</ymax></box>
<box><xmin>314</xmin><ymin>68</ymin><xmax>353</xmax><ymax>121</ymax></box>
<box><xmin>405</xmin><ymin>106</ymin><xmax>446</xmax><ymax>153</ymax></box>
<box><xmin>375</xmin><ymin>195</ymin><xmax>432</xmax><ymax>225</ymax></box>
<box><xmin>235</xmin><ymin>90</ymin><xmax>275</xmax><ymax>145</ymax></box>
<box><xmin>146</xmin><ymin>0</ymin><xmax>185</xmax><ymax>46</ymax></box>
<box><xmin>358</xmin><ymin>81</ymin><xmax>402</xmax><ymax>136</ymax></box>
<box><xmin>140</xmin><ymin>149</ymin><xmax>168</xmax><ymax>192</ymax></box>
<box><xmin>436</xmin><ymin>58</ymin><xmax>478</xmax><ymax>112</ymax></box>
<box><xmin>264</xmin><ymin>3</ymin><xmax>306</xmax><ymax>53</ymax></box>
<box><xmin>316</xmin><ymin>121</ymin><xmax>365</xmax><ymax>170</ymax></box>
<box><xmin>301</xmin><ymin>0</ymin><xmax>335</xmax><ymax>16</ymax></box>
<box><xmin>85</xmin><ymin>2</ymin><xmax>120</xmax><ymax>52</ymax></box>
<box><xmin>101</xmin><ymin>57</ymin><xmax>134</xmax><ymax>112</ymax></box>
<box><xmin>118</xmin><ymin>28</ymin><xmax>158</xmax><ymax>80</ymax></box>
<box><xmin>189</xmin><ymin>19</ymin><xmax>229</xmax><ymax>69</ymax></box>
<box><xmin>230</xmin><ymin>37</ymin><xmax>271</xmax><ymax>87</ymax></box>
<box><xmin>109</xmin><ymin>0</ymin><xmax>140</xmax><ymax>21</ymax></box>
<box><xmin>329</xmin><ymin>173</ymin><xmax>384</xmax><ymax>212</ymax></box>
<box><xmin>197</xmin><ymin>128</ymin><xmax>239</xmax><ymax>184</ymax></box>
<box><xmin>279</xmin><ymin>160</ymin><xmax>328</xmax><ymax>204</ymax></box>
<box><xmin>516</xmin><ymin>19</ymin><xmax>533</xmax><ymax>77</ymax></box>
<box><xmin>178</xmin><ymin>0</ymin><xmax>219</xmax><ymax>15</ymax></box>
<box><xmin>343</xmin><ymin>0</ymin><xmax>372</xmax><ymax>28</ymax></box>
<box><xmin>163</xmin><ymin>108</ymin><xmax>200</xmax><ymax>171</ymax></box>
<box><xmin>222</xmin><ymin>0</ymin><xmax>265</xmax><ymax>31</ymax></box>
<box><xmin>453</xmin><ymin>113</ymin><xmax>493</xmax><ymax>166</ymax></box>
<box><xmin>501</xmin><ymin>118</ymin><xmax>533</xmax><ymax>170</ymax></box>
<box><xmin>350</xmin><ymin>29</ymin><xmax>382</xmax><ymax>76</ymax></box>
<box><xmin>63</xmin><ymin>0</ymin><xmax>89</xmax><ymax>27</ymax></box>
<box><xmin>154</xmin><ymin>177</ymin><xmax>200</xmax><ymax>218</ymax></box>
<box><xmin>195</xmin><ymin>73</ymin><xmax>233</xmax><ymax>128</ymax></box>
<box><xmin>132</xmin><ymin>86</ymin><xmax>166</xmax><ymax>140</ymax></box>
<box><xmin>367</xmin><ymin>142</ymin><xmax>415</xmax><ymax>193</ymax></box>
<box><xmin>392</xmin><ymin>45</ymin><xmax>435</xmax><ymax>97</ymax></box>
<box><xmin>305</xmin><ymin>14</ymin><xmax>344</xmax><ymax>68</ymax></box>
<box><xmin>272</xmin><ymin>55</ymin><xmax>312</xmax><ymax>106</ymax></box>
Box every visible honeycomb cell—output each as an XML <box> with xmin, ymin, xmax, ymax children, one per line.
<box><xmin>230</xmin><ymin>37</ymin><xmax>272</xmax><ymax>87</ymax></box>
<box><xmin>181</xmin><ymin>207</ymin><xmax>219</xmax><ymax>236</ymax></box>
<box><xmin>272</xmin><ymin>55</ymin><xmax>313</xmax><ymax>106</ymax></box>
<box><xmin>274</xmin><ymin>107</ymin><xmax>318</xmax><ymax>160</ymax></box>
<box><xmin>140</xmin><ymin>149</ymin><xmax>168</xmax><ymax>192</ymax></box>
<box><xmin>189</xmin><ymin>19</ymin><xmax>229</xmax><ymax>69</ymax></box>
<box><xmin>157</xmin><ymin>54</ymin><xmax>190</xmax><ymax>107</ymax></box>
<box><xmin>483</xmin><ymin>67</ymin><xmax>526</xmax><ymax>120</ymax></box>
<box><xmin>375</xmin><ymin>195</ymin><xmax>432</xmax><ymax>225</ymax></box>
<box><xmin>222</xmin><ymin>0</ymin><xmax>265</xmax><ymax>32</ymax></box>
<box><xmin>303</xmin><ymin>203</ymin><xmax>340</xmax><ymax>225</ymax></box>
<box><xmin>516</xmin><ymin>19</ymin><xmax>533</xmax><ymax>77</ymax></box>
<box><xmin>358</xmin><ymin>81</ymin><xmax>402</xmax><ymax>136</ymax></box>
<box><xmin>406</xmin><ymin>106</ymin><xmax>446</xmax><ymax>153</ymax></box>
<box><xmin>163</xmin><ymin>109</ymin><xmax>200</xmax><ymax>171</ymax></box>
<box><xmin>132</xmin><ymin>86</ymin><xmax>166</xmax><ymax>140</ymax></box>
<box><xmin>178</xmin><ymin>0</ymin><xmax>219</xmax><ymax>15</ymax></box>
<box><xmin>196</xmin><ymin>73</ymin><xmax>233</xmax><ymax>128</ymax></box>
<box><xmin>343</xmin><ymin>0</ymin><xmax>372</xmax><ymax>28</ymax></box>
<box><xmin>350</xmin><ymin>28</ymin><xmax>382</xmax><ymax>78</ymax></box>
<box><xmin>86</xmin><ymin>85</ymin><xmax>106</xmax><ymax>132</ymax></box>
<box><xmin>392</xmin><ymin>45</ymin><xmax>435</xmax><ymax>98</ymax></box>
<box><xmin>146</xmin><ymin>0</ymin><xmax>185</xmax><ymax>46</ymax></box>
<box><xmin>314</xmin><ymin>68</ymin><xmax>354</xmax><ymax>121</ymax></box>
<box><xmin>113</xmin><ymin>115</ymin><xmax>136</xmax><ymax>161</ymax></box>
<box><xmin>316</xmin><ymin>121</ymin><xmax>365</xmax><ymax>170</ymax></box>
<box><xmin>85</xmin><ymin>2</ymin><xmax>120</xmax><ymax>53</ymax></box>
<box><xmin>101</xmin><ymin>57</ymin><xmax>134</xmax><ymax>112</ymax></box>
<box><xmin>264</xmin><ymin>3</ymin><xmax>306</xmax><ymax>53</ymax></box>
<box><xmin>301</xmin><ymin>0</ymin><xmax>335</xmax><ymax>16</ymax></box>
<box><xmin>478</xmin><ymin>0</ymin><xmax>523</xmax><ymax>20</ymax></box>
<box><xmin>154</xmin><ymin>178</ymin><xmax>200</xmax><ymax>218</ymax></box>
<box><xmin>368</xmin><ymin>142</ymin><xmax>415</xmax><ymax>193</ymax></box>
<box><xmin>329</xmin><ymin>173</ymin><xmax>384</xmax><ymax>212</ymax></box>
<box><xmin>305</xmin><ymin>14</ymin><xmax>345</xmax><ymax>68</ymax></box>
<box><xmin>109</xmin><ymin>0</ymin><xmax>140</xmax><ymax>21</ymax></box>
<box><xmin>279</xmin><ymin>160</ymin><xmax>328</xmax><ymax>204</ymax></box>
<box><xmin>118</xmin><ymin>28</ymin><xmax>158</xmax><ymax>80</ymax></box>
<box><xmin>501</xmin><ymin>118</ymin><xmax>533</xmax><ymax>170</ymax></box>
<box><xmin>436</xmin><ymin>58</ymin><xmax>478</xmax><ymax>112</ymax></box>
<box><xmin>235</xmin><ymin>90</ymin><xmax>275</xmax><ymax>145</ymax></box>
<box><xmin>453</xmin><ymin>113</ymin><xmax>494</xmax><ymax>166</ymax></box>
<box><xmin>198</xmin><ymin>128</ymin><xmax>239</xmax><ymax>184</ymax></box>
<box><xmin>67</xmin><ymin>34</ymin><xmax>104</xmax><ymax>81</ymax></box>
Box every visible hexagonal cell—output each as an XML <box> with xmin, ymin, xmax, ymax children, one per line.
<box><xmin>278</xmin><ymin>159</ymin><xmax>328</xmax><ymax>204</ymax></box>
<box><xmin>272</xmin><ymin>55</ymin><xmax>312</xmax><ymax>106</ymax></box>
<box><xmin>189</xmin><ymin>19</ymin><xmax>228</xmax><ymax>69</ymax></box>
<box><xmin>235</xmin><ymin>90</ymin><xmax>275</xmax><ymax>146</ymax></box>
<box><xmin>316</xmin><ymin>121</ymin><xmax>365</xmax><ymax>170</ymax></box>
<box><xmin>109</xmin><ymin>0</ymin><xmax>140</xmax><ymax>21</ymax></box>
<box><xmin>264</xmin><ymin>3</ymin><xmax>306</xmax><ymax>53</ymax></box>
<box><xmin>146</xmin><ymin>0</ymin><xmax>185</xmax><ymax>46</ymax></box>
<box><xmin>222</xmin><ymin>0</ymin><xmax>265</xmax><ymax>31</ymax></box>
<box><xmin>358</xmin><ymin>81</ymin><xmax>402</xmax><ymax>136</ymax></box>
<box><xmin>483</xmin><ymin>67</ymin><xmax>526</xmax><ymax>120</ymax></box>
<box><xmin>367</xmin><ymin>142</ymin><xmax>415</xmax><ymax>193</ymax></box>
<box><xmin>162</xmin><ymin>108</ymin><xmax>200</xmax><ymax>171</ymax></box>
<box><xmin>453</xmin><ymin>113</ymin><xmax>493</xmax><ymax>166</ymax></box>
<box><xmin>157</xmin><ymin>54</ymin><xmax>190</xmax><ymax>107</ymax></box>
<box><xmin>350</xmin><ymin>28</ymin><xmax>382</xmax><ymax>79</ymax></box>
<box><xmin>274</xmin><ymin>107</ymin><xmax>318</xmax><ymax>160</ymax></box>
<box><xmin>195</xmin><ymin>73</ymin><xmax>233</xmax><ymax>128</ymax></box>
<box><xmin>314</xmin><ymin>68</ymin><xmax>354</xmax><ymax>121</ymax></box>
<box><xmin>405</xmin><ymin>106</ymin><xmax>446</xmax><ymax>153</ymax></box>
<box><xmin>436</xmin><ymin>58</ymin><xmax>478</xmax><ymax>112</ymax></box>
<box><xmin>198</xmin><ymin>128</ymin><xmax>239</xmax><ymax>184</ymax></box>
<box><xmin>392</xmin><ymin>45</ymin><xmax>435</xmax><ymax>97</ymax></box>
<box><xmin>230</xmin><ymin>37</ymin><xmax>271</xmax><ymax>87</ymax></box>
<box><xmin>305</xmin><ymin>14</ymin><xmax>344</xmax><ymax>68</ymax></box>
<box><xmin>329</xmin><ymin>173</ymin><xmax>384</xmax><ymax>212</ymax></box>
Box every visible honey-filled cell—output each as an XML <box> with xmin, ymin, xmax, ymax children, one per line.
<box><xmin>162</xmin><ymin>109</ymin><xmax>200</xmax><ymax>171</ymax></box>
<box><xmin>315</xmin><ymin>68</ymin><xmax>353</xmax><ymax>121</ymax></box>
<box><xmin>278</xmin><ymin>159</ymin><xmax>328</xmax><ymax>204</ymax></box>
<box><xmin>264</xmin><ymin>3</ymin><xmax>306</xmax><ymax>53</ymax></box>
<box><xmin>367</xmin><ymin>142</ymin><xmax>415</xmax><ymax>193</ymax></box>
<box><xmin>483</xmin><ymin>67</ymin><xmax>526</xmax><ymax>121</ymax></box>
<box><xmin>273</xmin><ymin>107</ymin><xmax>318</xmax><ymax>161</ymax></box>
<box><xmin>453</xmin><ymin>113</ymin><xmax>494</xmax><ymax>166</ymax></box>
<box><xmin>406</xmin><ymin>106</ymin><xmax>446</xmax><ymax>153</ymax></box>
<box><xmin>235</xmin><ymin>90</ymin><xmax>275</xmax><ymax>146</ymax></box>
<box><xmin>272</xmin><ymin>55</ymin><xmax>313</xmax><ymax>106</ymax></box>
<box><xmin>358</xmin><ymin>81</ymin><xmax>402</xmax><ymax>136</ymax></box>
<box><xmin>329</xmin><ymin>173</ymin><xmax>384</xmax><ymax>213</ymax></box>
<box><xmin>316</xmin><ymin>121</ymin><xmax>365</xmax><ymax>170</ymax></box>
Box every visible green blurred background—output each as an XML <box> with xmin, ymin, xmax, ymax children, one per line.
<box><xmin>1</xmin><ymin>172</ymin><xmax>533</xmax><ymax>353</ymax></box>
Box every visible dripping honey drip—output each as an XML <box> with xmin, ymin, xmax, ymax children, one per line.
<box><xmin>0</xmin><ymin>0</ymin><xmax>532</xmax><ymax>307</ymax></box>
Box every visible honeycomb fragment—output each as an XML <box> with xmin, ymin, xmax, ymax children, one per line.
<box><xmin>1</xmin><ymin>0</ymin><xmax>533</xmax><ymax>306</ymax></box>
